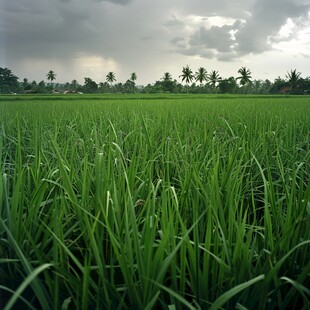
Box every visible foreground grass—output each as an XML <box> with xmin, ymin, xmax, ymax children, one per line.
<box><xmin>0</xmin><ymin>95</ymin><xmax>309</xmax><ymax>309</ymax></box>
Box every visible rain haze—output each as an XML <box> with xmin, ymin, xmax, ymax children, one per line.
<box><xmin>1</xmin><ymin>0</ymin><xmax>310</xmax><ymax>85</ymax></box>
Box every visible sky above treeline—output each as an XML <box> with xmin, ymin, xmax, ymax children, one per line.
<box><xmin>1</xmin><ymin>0</ymin><xmax>310</xmax><ymax>85</ymax></box>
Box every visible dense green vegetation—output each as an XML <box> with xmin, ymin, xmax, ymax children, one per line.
<box><xmin>1</xmin><ymin>66</ymin><xmax>310</xmax><ymax>95</ymax></box>
<box><xmin>0</xmin><ymin>94</ymin><xmax>309</xmax><ymax>309</ymax></box>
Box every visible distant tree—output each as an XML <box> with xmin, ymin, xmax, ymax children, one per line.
<box><xmin>37</xmin><ymin>80</ymin><xmax>48</xmax><ymax>93</ymax></box>
<box><xmin>99</xmin><ymin>81</ymin><xmax>110</xmax><ymax>93</ymax></box>
<box><xmin>114</xmin><ymin>82</ymin><xmax>124</xmax><ymax>93</ymax></box>
<box><xmin>106</xmin><ymin>72</ymin><xmax>116</xmax><ymax>87</ymax></box>
<box><xmin>46</xmin><ymin>70</ymin><xmax>57</xmax><ymax>86</ymax></box>
<box><xmin>64</xmin><ymin>82</ymin><xmax>71</xmax><ymax>89</ymax></box>
<box><xmin>179</xmin><ymin>65</ymin><xmax>194</xmax><ymax>93</ymax></box>
<box><xmin>150</xmin><ymin>81</ymin><xmax>164</xmax><ymax>93</ymax></box>
<box><xmin>161</xmin><ymin>72</ymin><xmax>175</xmax><ymax>92</ymax></box>
<box><xmin>130</xmin><ymin>72</ymin><xmax>137</xmax><ymax>83</ymax></box>
<box><xmin>236</xmin><ymin>67</ymin><xmax>252</xmax><ymax>87</ymax></box>
<box><xmin>218</xmin><ymin>77</ymin><xmax>237</xmax><ymax>94</ymax></box>
<box><xmin>70</xmin><ymin>79</ymin><xmax>79</xmax><ymax>90</ymax></box>
<box><xmin>0</xmin><ymin>67</ymin><xmax>19</xmax><ymax>93</ymax></box>
<box><xmin>207</xmin><ymin>70</ymin><xmax>221</xmax><ymax>93</ymax></box>
<box><xmin>162</xmin><ymin>72</ymin><xmax>172</xmax><ymax>82</ymax></box>
<box><xmin>130</xmin><ymin>72</ymin><xmax>137</xmax><ymax>93</ymax></box>
<box><xmin>250</xmin><ymin>80</ymin><xmax>261</xmax><ymax>94</ymax></box>
<box><xmin>21</xmin><ymin>78</ymin><xmax>32</xmax><ymax>91</ymax></box>
<box><xmin>269</xmin><ymin>76</ymin><xmax>288</xmax><ymax>94</ymax></box>
<box><xmin>262</xmin><ymin>79</ymin><xmax>272</xmax><ymax>94</ymax></box>
<box><xmin>286</xmin><ymin>69</ymin><xmax>301</xmax><ymax>91</ymax></box>
<box><xmin>195</xmin><ymin>67</ymin><xmax>207</xmax><ymax>88</ymax></box>
<box><xmin>83</xmin><ymin>77</ymin><xmax>98</xmax><ymax>93</ymax></box>
<box><xmin>124</xmin><ymin>79</ymin><xmax>135</xmax><ymax>93</ymax></box>
<box><xmin>22</xmin><ymin>78</ymin><xmax>28</xmax><ymax>87</ymax></box>
<box><xmin>249</xmin><ymin>79</ymin><xmax>271</xmax><ymax>94</ymax></box>
<box><xmin>297</xmin><ymin>77</ymin><xmax>310</xmax><ymax>94</ymax></box>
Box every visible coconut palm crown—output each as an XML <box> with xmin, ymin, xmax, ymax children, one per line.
<box><xmin>180</xmin><ymin>65</ymin><xmax>194</xmax><ymax>93</ymax></box>
<box><xmin>162</xmin><ymin>72</ymin><xmax>172</xmax><ymax>82</ymax></box>
<box><xmin>286</xmin><ymin>69</ymin><xmax>301</xmax><ymax>90</ymax></box>
<box><xmin>180</xmin><ymin>65</ymin><xmax>194</xmax><ymax>84</ymax></box>
<box><xmin>207</xmin><ymin>70</ymin><xmax>221</xmax><ymax>90</ymax></box>
<box><xmin>236</xmin><ymin>67</ymin><xmax>252</xmax><ymax>86</ymax></box>
<box><xmin>195</xmin><ymin>67</ymin><xmax>208</xmax><ymax>86</ymax></box>
<box><xmin>46</xmin><ymin>70</ymin><xmax>57</xmax><ymax>84</ymax></box>
<box><xmin>106</xmin><ymin>72</ymin><xmax>116</xmax><ymax>86</ymax></box>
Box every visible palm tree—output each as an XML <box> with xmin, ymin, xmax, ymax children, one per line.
<box><xmin>161</xmin><ymin>72</ymin><xmax>175</xmax><ymax>92</ymax></box>
<box><xmin>207</xmin><ymin>70</ymin><xmax>221</xmax><ymax>93</ymax></box>
<box><xmin>195</xmin><ymin>67</ymin><xmax>207</xmax><ymax>92</ymax></box>
<box><xmin>106</xmin><ymin>72</ymin><xmax>116</xmax><ymax>87</ymax></box>
<box><xmin>236</xmin><ymin>67</ymin><xmax>252</xmax><ymax>87</ymax></box>
<box><xmin>130</xmin><ymin>72</ymin><xmax>137</xmax><ymax>83</ymax></box>
<box><xmin>179</xmin><ymin>65</ymin><xmax>194</xmax><ymax>93</ymax></box>
<box><xmin>46</xmin><ymin>70</ymin><xmax>57</xmax><ymax>86</ymax></box>
<box><xmin>162</xmin><ymin>72</ymin><xmax>172</xmax><ymax>82</ymax></box>
<box><xmin>130</xmin><ymin>72</ymin><xmax>137</xmax><ymax>93</ymax></box>
<box><xmin>195</xmin><ymin>67</ymin><xmax>207</xmax><ymax>85</ymax></box>
<box><xmin>286</xmin><ymin>69</ymin><xmax>301</xmax><ymax>91</ymax></box>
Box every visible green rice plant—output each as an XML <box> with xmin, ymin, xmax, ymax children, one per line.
<box><xmin>0</xmin><ymin>94</ymin><xmax>309</xmax><ymax>309</ymax></box>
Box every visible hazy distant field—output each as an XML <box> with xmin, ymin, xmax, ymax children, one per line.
<box><xmin>0</xmin><ymin>94</ymin><xmax>309</xmax><ymax>309</ymax></box>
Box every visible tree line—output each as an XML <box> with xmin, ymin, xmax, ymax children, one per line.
<box><xmin>0</xmin><ymin>66</ymin><xmax>309</xmax><ymax>95</ymax></box>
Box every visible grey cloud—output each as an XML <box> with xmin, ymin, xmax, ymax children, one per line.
<box><xmin>1</xmin><ymin>0</ymin><xmax>309</xmax><ymax>84</ymax></box>
<box><xmin>96</xmin><ymin>0</ymin><xmax>132</xmax><ymax>4</ymax></box>
<box><xmin>171</xmin><ymin>37</ymin><xmax>187</xmax><ymax>49</ymax></box>
<box><xmin>235</xmin><ymin>0</ymin><xmax>310</xmax><ymax>54</ymax></box>
<box><xmin>170</xmin><ymin>0</ymin><xmax>310</xmax><ymax>61</ymax></box>
<box><xmin>217</xmin><ymin>51</ymin><xmax>239</xmax><ymax>62</ymax></box>
<box><xmin>175</xmin><ymin>0</ymin><xmax>253</xmax><ymax>19</ymax></box>
<box><xmin>165</xmin><ymin>15</ymin><xmax>184</xmax><ymax>28</ymax></box>
<box><xmin>0</xmin><ymin>0</ymin><xmax>102</xmax><ymax>57</ymax></box>
<box><xmin>174</xmin><ymin>46</ymin><xmax>215</xmax><ymax>59</ymax></box>
<box><xmin>190</xmin><ymin>24</ymin><xmax>236</xmax><ymax>53</ymax></box>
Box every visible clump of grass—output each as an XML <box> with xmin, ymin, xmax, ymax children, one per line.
<box><xmin>0</xmin><ymin>95</ymin><xmax>309</xmax><ymax>309</ymax></box>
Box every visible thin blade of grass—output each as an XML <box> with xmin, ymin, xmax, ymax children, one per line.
<box><xmin>3</xmin><ymin>263</ymin><xmax>52</xmax><ymax>310</ymax></box>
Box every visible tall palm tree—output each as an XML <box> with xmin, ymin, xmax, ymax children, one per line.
<box><xmin>130</xmin><ymin>72</ymin><xmax>137</xmax><ymax>93</ymax></box>
<box><xmin>46</xmin><ymin>70</ymin><xmax>57</xmax><ymax>86</ymax></box>
<box><xmin>106</xmin><ymin>72</ymin><xmax>116</xmax><ymax>87</ymax></box>
<box><xmin>195</xmin><ymin>67</ymin><xmax>207</xmax><ymax>92</ymax></box>
<box><xmin>207</xmin><ymin>70</ymin><xmax>221</xmax><ymax>92</ymax></box>
<box><xmin>236</xmin><ymin>67</ymin><xmax>252</xmax><ymax>87</ymax></box>
<box><xmin>286</xmin><ymin>69</ymin><xmax>301</xmax><ymax>90</ymax></box>
<box><xmin>179</xmin><ymin>65</ymin><xmax>194</xmax><ymax>93</ymax></box>
<box><xmin>195</xmin><ymin>67</ymin><xmax>207</xmax><ymax>86</ymax></box>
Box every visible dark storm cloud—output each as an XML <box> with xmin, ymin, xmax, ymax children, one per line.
<box><xmin>170</xmin><ymin>0</ymin><xmax>310</xmax><ymax>61</ymax></box>
<box><xmin>1</xmin><ymin>0</ymin><xmax>309</xmax><ymax>83</ymax></box>
<box><xmin>0</xmin><ymin>0</ymin><xmax>105</xmax><ymax>59</ymax></box>
<box><xmin>190</xmin><ymin>23</ymin><xmax>238</xmax><ymax>53</ymax></box>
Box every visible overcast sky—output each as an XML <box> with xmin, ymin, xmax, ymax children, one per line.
<box><xmin>1</xmin><ymin>0</ymin><xmax>309</xmax><ymax>85</ymax></box>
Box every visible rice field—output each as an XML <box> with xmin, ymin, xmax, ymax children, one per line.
<box><xmin>0</xmin><ymin>94</ymin><xmax>309</xmax><ymax>309</ymax></box>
